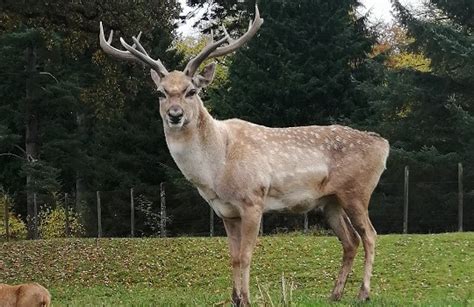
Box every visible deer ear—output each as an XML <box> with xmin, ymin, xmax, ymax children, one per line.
<box><xmin>150</xmin><ymin>69</ymin><xmax>163</xmax><ymax>85</ymax></box>
<box><xmin>193</xmin><ymin>62</ymin><xmax>216</xmax><ymax>88</ymax></box>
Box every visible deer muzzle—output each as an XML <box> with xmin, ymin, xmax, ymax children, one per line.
<box><xmin>167</xmin><ymin>105</ymin><xmax>184</xmax><ymax>126</ymax></box>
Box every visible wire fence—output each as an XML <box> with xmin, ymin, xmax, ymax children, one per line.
<box><xmin>1</xmin><ymin>164</ymin><xmax>473</xmax><ymax>240</ymax></box>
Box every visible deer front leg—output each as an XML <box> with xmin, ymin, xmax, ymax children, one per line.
<box><xmin>239</xmin><ymin>203</ymin><xmax>263</xmax><ymax>306</ymax></box>
<box><xmin>223</xmin><ymin>218</ymin><xmax>242</xmax><ymax>306</ymax></box>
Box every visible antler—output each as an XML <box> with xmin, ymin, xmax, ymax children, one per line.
<box><xmin>184</xmin><ymin>5</ymin><xmax>264</xmax><ymax>77</ymax></box>
<box><xmin>99</xmin><ymin>22</ymin><xmax>169</xmax><ymax>76</ymax></box>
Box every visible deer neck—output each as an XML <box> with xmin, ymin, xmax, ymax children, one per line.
<box><xmin>164</xmin><ymin>104</ymin><xmax>226</xmax><ymax>188</ymax></box>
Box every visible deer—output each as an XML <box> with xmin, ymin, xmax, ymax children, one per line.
<box><xmin>0</xmin><ymin>283</ymin><xmax>51</xmax><ymax>307</ymax></box>
<box><xmin>99</xmin><ymin>5</ymin><xmax>389</xmax><ymax>306</ymax></box>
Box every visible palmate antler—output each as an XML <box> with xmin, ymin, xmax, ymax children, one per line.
<box><xmin>99</xmin><ymin>5</ymin><xmax>263</xmax><ymax>77</ymax></box>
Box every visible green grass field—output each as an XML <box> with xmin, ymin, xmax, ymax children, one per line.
<box><xmin>1</xmin><ymin>233</ymin><xmax>473</xmax><ymax>306</ymax></box>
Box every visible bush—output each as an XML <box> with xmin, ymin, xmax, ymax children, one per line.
<box><xmin>0</xmin><ymin>213</ymin><xmax>27</xmax><ymax>240</ymax></box>
<box><xmin>39</xmin><ymin>206</ymin><xmax>85</xmax><ymax>239</ymax></box>
<box><xmin>0</xmin><ymin>188</ymin><xmax>27</xmax><ymax>240</ymax></box>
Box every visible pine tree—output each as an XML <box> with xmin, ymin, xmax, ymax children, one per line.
<box><xmin>0</xmin><ymin>1</ymin><xmax>184</xmax><ymax>236</ymax></box>
<box><xmin>357</xmin><ymin>0</ymin><xmax>474</xmax><ymax>232</ymax></box>
<box><xmin>211</xmin><ymin>0</ymin><xmax>374</xmax><ymax>127</ymax></box>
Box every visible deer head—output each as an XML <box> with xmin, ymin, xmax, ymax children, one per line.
<box><xmin>99</xmin><ymin>6</ymin><xmax>263</xmax><ymax>130</ymax></box>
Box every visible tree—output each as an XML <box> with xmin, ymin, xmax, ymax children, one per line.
<box><xmin>356</xmin><ymin>0</ymin><xmax>474</xmax><ymax>232</ymax></box>
<box><xmin>212</xmin><ymin>0</ymin><xmax>375</xmax><ymax>127</ymax></box>
<box><xmin>0</xmin><ymin>0</ymin><xmax>184</xmax><ymax>236</ymax></box>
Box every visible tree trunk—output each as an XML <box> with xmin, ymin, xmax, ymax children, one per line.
<box><xmin>75</xmin><ymin>113</ymin><xmax>87</xmax><ymax>221</ymax></box>
<box><xmin>25</xmin><ymin>45</ymin><xmax>39</xmax><ymax>239</ymax></box>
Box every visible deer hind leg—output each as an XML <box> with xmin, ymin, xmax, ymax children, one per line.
<box><xmin>338</xmin><ymin>195</ymin><xmax>377</xmax><ymax>301</ymax></box>
<box><xmin>324</xmin><ymin>200</ymin><xmax>360</xmax><ymax>301</ymax></box>
<box><xmin>223</xmin><ymin>218</ymin><xmax>243</xmax><ymax>306</ymax></box>
<box><xmin>239</xmin><ymin>202</ymin><xmax>263</xmax><ymax>306</ymax></box>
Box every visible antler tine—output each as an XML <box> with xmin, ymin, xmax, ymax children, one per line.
<box><xmin>99</xmin><ymin>22</ymin><xmax>168</xmax><ymax>76</ymax></box>
<box><xmin>107</xmin><ymin>29</ymin><xmax>114</xmax><ymax>43</ymax></box>
<box><xmin>208</xmin><ymin>5</ymin><xmax>264</xmax><ymax>59</ymax></box>
<box><xmin>120</xmin><ymin>37</ymin><xmax>168</xmax><ymax>75</ymax></box>
<box><xmin>222</xmin><ymin>26</ymin><xmax>235</xmax><ymax>43</ymax></box>
<box><xmin>184</xmin><ymin>33</ymin><xmax>229</xmax><ymax>76</ymax></box>
<box><xmin>131</xmin><ymin>35</ymin><xmax>149</xmax><ymax>56</ymax></box>
<box><xmin>99</xmin><ymin>22</ymin><xmax>140</xmax><ymax>62</ymax></box>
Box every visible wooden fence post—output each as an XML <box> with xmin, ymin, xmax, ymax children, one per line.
<box><xmin>403</xmin><ymin>166</ymin><xmax>409</xmax><ymax>234</ymax></box>
<box><xmin>33</xmin><ymin>193</ymin><xmax>38</xmax><ymax>239</ymax></box>
<box><xmin>210</xmin><ymin>207</ymin><xmax>214</xmax><ymax>237</ymax></box>
<box><xmin>4</xmin><ymin>199</ymin><xmax>9</xmax><ymax>241</ymax></box>
<box><xmin>160</xmin><ymin>183</ymin><xmax>166</xmax><ymax>238</ymax></box>
<box><xmin>65</xmin><ymin>193</ymin><xmax>70</xmax><ymax>237</ymax></box>
<box><xmin>130</xmin><ymin>188</ymin><xmax>135</xmax><ymax>238</ymax></box>
<box><xmin>96</xmin><ymin>191</ymin><xmax>102</xmax><ymax>238</ymax></box>
<box><xmin>303</xmin><ymin>213</ymin><xmax>308</xmax><ymax>234</ymax></box>
<box><xmin>458</xmin><ymin>163</ymin><xmax>463</xmax><ymax>232</ymax></box>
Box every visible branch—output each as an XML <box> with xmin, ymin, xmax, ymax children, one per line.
<box><xmin>14</xmin><ymin>145</ymin><xmax>27</xmax><ymax>155</ymax></box>
<box><xmin>39</xmin><ymin>71</ymin><xmax>59</xmax><ymax>83</ymax></box>
<box><xmin>0</xmin><ymin>152</ymin><xmax>26</xmax><ymax>161</ymax></box>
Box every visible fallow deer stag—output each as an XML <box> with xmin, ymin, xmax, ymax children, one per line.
<box><xmin>99</xmin><ymin>6</ymin><xmax>389</xmax><ymax>305</ymax></box>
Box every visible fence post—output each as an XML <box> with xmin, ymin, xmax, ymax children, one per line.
<box><xmin>403</xmin><ymin>166</ymin><xmax>409</xmax><ymax>234</ymax></box>
<box><xmin>4</xmin><ymin>199</ymin><xmax>9</xmax><ymax>241</ymax></box>
<box><xmin>259</xmin><ymin>215</ymin><xmax>263</xmax><ymax>236</ymax></box>
<box><xmin>33</xmin><ymin>193</ymin><xmax>38</xmax><ymax>240</ymax></box>
<box><xmin>160</xmin><ymin>183</ymin><xmax>166</xmax><ymax>238</ymax></box>
<box><xmin>210</xmin><ymin>207</ymin><xmax>214</xmax><ymax>237</ymax></box>
<box><xmin>130</xmin><ymin>188</ymin><xmax>135</xmax><ymax>238</ymax></box>
<box><xmin>65</xmin><ymin>193</ymin><xmax>70</xmax><ymax>237</ymax></box>
<box><xmin>96</xmin><ymin>191</ymin><xmax>102</xmax><ymax>238</ymax></box>
<box><xmin>458</xmin><ymin>163</ymin><xmax>463</xmax><ymax>232</ymax></box>
<box><xmin>303</xmin><ymin>213</ymin><xmax>308</xmax><ymax>234</ymax></box>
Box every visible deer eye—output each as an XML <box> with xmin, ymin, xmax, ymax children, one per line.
<box><xmin>185</xmin><ymin>89</ymin><xmax>197</xmax><ymax>98</ymax></box>
<box><xmin>156</xmin><ymin>90</ymin><xmax>166</xmax><ymax>99</ymax></box>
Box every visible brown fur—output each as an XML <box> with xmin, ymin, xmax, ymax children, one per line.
<box><xmin>0</xmin><ymin>283</ymin><xmax>51</xmax><ymax>307</ymax></box>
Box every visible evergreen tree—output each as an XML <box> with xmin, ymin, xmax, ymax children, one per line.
<box><xmin>357</xmin><ymin>0</ymin><xmax>474</xmax><ymax>232</ymax></box>
<box><xmin>211</xmin><ymin>0</ymin><xmax>374</xmax><ymax>127</ymax></box>
<box><xmin>0</xmin><ymin>0</ymin><xmax>183</xmax><ymax>236</ymax></box>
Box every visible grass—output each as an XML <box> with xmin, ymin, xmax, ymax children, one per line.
<box><xmin>1</xmin><ymin>233</ymin><xmax>473</xmax><ymax>306</ymax></box>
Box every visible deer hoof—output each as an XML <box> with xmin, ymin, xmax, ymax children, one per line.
<box><xmin>232</xmin><ymin>289</ymin><xmax>241</xmax><ymax>306</ymax></box>
<box><xmin>357</xmin><ymin>288</ymin><xmax>370</xmax><ymax>301</ymax></box>
<box><xmin>330</xmin><ymin>292</ymin><xmax>343</xmax><ymax>301</ymax></box>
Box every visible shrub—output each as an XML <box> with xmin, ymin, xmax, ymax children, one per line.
<box><xmin>39</xmin><ymin>206</ymin><xmax>85</xmax><ymax>239</ymax></box>
<box><xmin>0</xmin><ymin>213</ymin><xmax>27</xmax><ymax>240</ymax></box>
<box><xmin>0</xmin><ymin>188</ymin><xmax>27</xmax><ymax>240</ymax></box>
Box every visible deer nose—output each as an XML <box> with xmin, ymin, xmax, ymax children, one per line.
<box><xmin>168</xmin><ymin>106</ymin><xmax>183</xmax><ymax>123</ymax></box>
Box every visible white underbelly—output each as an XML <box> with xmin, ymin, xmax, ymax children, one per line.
<box><xmin>264</xmin><ymin>192</ymin><xmax>325</xmax><ymax>214</ymax></box>
<box><xmin>208</xmin><ymin>198</ymin><xmax>240</xmax><ymax>218</ymax></box>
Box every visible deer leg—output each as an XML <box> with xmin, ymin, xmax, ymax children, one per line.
<box><xmin>239</xmin><ymin>203</ymin><xmax>263</xmax><ymax>306</ymax></box>
<box><xmin>324</xmin><ymin>202</ymin><xmax>360</xmax><ymax>301</ymax></box>
<box><xmin>223</xmin><ymin>218</ymin><xmax>243</xmax><ymax>306</ymax></box>
<box><xmin>339</xmin><ymin>197</ymin><xmax>377</xmax><ymax>301</ymax></box>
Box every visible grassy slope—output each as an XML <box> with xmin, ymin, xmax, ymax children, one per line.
<box><xmin>1</xmin><ymin>233</ymin><xmax>473</xmax><ymax>306</ymax></box>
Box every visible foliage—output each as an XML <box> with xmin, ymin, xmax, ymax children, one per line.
<box><xmin>135</xmin><ymin>194</ymin><xmax>171</xmax><ymax>237</ymax></box>
<box><xmin>38</xmin><ymin>206</ymin><xmax>85</xmax><ymax>239</ymax></box>
<box><xmin>175</xmin><ymin>36</ymin><xmax>229</xmax><ymax>94</ymax></box>
<box><xmin>0</xmin><ymin>233</ymin><xmax>472</xmax><ymax>305</ymax></box>
<box><xmin>213</xmin><ymin>0</ymin><xmax>375</xmax><ymax>126</ymax></box>
<box><xmin>355</xmin><ymin>0</ymin><xmax>474</xmax><ymax>233</ymax></box>
<box><xmin>0</xmin><ymin>214</ymin><xmax>27</xmax><ymax>240</ymax></box>
<box><xmin>0</xmin><ymin>188</ymin><xmax>27</xmax><ymax>240</ymax></box>
<box><xmin>0</xmin><ymin>0</ymin><xmax>184</xmax><ymax>233</ymax></box>
<box><xmin>0</xmin><ymin>0</ymin><xmax>473</xmax><ymax>237</ymax></box>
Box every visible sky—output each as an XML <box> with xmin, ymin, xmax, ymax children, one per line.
<box><xmin>177</xmin><ymin>0</ymin><xmax>424</xmax><ymax>37</ymax></box>
<box><xmin>359</xmin><ymin>0</ymin><xmax>423</xmax><ymax>24</ymax></box>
